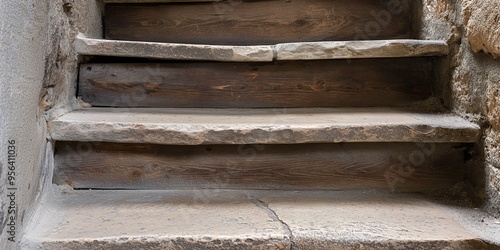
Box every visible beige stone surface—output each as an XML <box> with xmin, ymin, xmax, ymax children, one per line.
<box><xmin>276</xmin><ymin>40</ymin><xmax>448</xmax><ymax>60</ymax></box>
<box><xmin>49</xmin><ymin>108</ymin><xmax>480</xmax><ymax>145</ymax></box>
<box><xmin>76</xmin><ymin>35</ymin><xmax>275</xmax><ymax>62</ymax></box>
<box><xmin>485</xmin><ymin>129</ymin><xmax>500</xmax><ymax>169</ymax></box>
<box><xmin>103</xmin><ymin>0</ymin><xmax>216</xmax><ymax>2</ymax></box>
<box><xmin>485</xmin><ymin>164</ymin><xmax>500</xmax><ymax>217</ymax></box>
<box><xmin>463</xmin><ymin>0</ymin><xmax>500</xmax><ymax>58</ymax></box>
<box><xmin>77</xmin><ymin>36</ymin><xmax>449</xmax><ymax>61</ymax></box>
<box><xmin>485</xmin><ymin>165</ymin><xmax>500</xmax><ymax>218</ymax></box>
<box><xmin>260</xmin><ymin>191</ymin><xmax>492</xmax><ymax>249</ymax></box>
<box><xmin>485</xmin><ymin>82</ymin><xmax>500</xmax><ymax>169</ymax></box>
<box><xmin>22</xmin><ymin>190</ymin><xmax>500</xmax><ymax>249</ymax></box>
<box><xmin>487</xmin><ymin>84</ymin><xmax>500</xmax><ymax>132</ymax></box>
<box><xmin>23</xmin><ymin>190</ymin><xmax>290</xmax><ymax>249</ymax></box>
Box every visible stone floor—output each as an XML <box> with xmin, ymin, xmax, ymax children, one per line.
<box><xmin>22</xmin><ymin>189</ymin><xmax>500</xmax><ymax>249</ymax></box>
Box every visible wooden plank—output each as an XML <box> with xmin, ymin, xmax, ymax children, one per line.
<box><xmin>104</xmin><ymin>0</ymin><xmax>412</xmax><ymax>45</ymax></box>
<box><xmin>78</xmin><ymin>58</ymin><xmax>432</xmax><ymax>108</ymax></box>
<box><xmin>54</xmin><ymin>142</ymin><xmax>466</xmax><ymax>191</ymax></box>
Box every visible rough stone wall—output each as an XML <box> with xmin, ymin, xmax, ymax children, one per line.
<box><xmin>420</xmin><ymin>0</ymin><xmax>500</xmax><ymax>217</ymax></box>
<box><xmin>0</xmin><ymin>1</ymin><xmax>50</xmax><ymax>249</ymax></box>
<box><xmin>462</xmin><ymin>1</ymin><xmax>500</xmax><ymax>59</ymax></box>
<box><xmin>43</xmin><ymin>0</ymin><xmax>103</xmax><ymax>120</ymax></box>
<box><xmin>463</xmin><ymin>0</ymin><xmax>500</xmax><ymax>218</ymax></box>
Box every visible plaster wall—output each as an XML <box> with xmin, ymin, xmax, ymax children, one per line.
<box><xmin>0</xmin><ymin>1</ymin><xmax>50</xmax><ymax>249</ymax></box>
<box><xmin>1</xmin><ymin>0</ymin><xmax>102</xmax><ymax>249</ymax></box>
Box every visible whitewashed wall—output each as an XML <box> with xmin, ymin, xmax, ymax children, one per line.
<box><xmin>0</xmin><ymin>0</ymin><xmax>50</xmax><ymax>249</ymax></box>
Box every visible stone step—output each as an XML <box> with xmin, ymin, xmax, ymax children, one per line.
<box><xmin>49</xmin><ymin>108</ymin><xmax>480</xmax><ymax>145</ymax></box>
<box><xmin>77</xmin><ymin>35</ymin><xmax>448</xmax><ymax>62</ymax></box>
<box><xmin>102</xmin><ymin>0</ymin><xmax>217</xmax><ymax>3</ymax></box>
<box><xmin>22</xmin><ymin>190</ymin><xmax>500</xmax><ymax>249</ymax></box>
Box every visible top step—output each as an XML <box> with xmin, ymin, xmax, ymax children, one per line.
<box><xmin>77</xmin><ymin>35</ymin><xmax>449</xmax><ymax>62</ymax></box>
<box><xmin>102</xmin><ymin>0</ymin><xmax>218</xmax><ymax>2</ymax></box>
<box><xmin>104</xmin><ymin>0</ymin><xmax>413</xmax><ymax>45</ymax></box>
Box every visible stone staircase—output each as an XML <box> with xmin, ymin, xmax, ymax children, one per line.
<box><xmin>22</xmin><ymin>0</ymin><xmax>500</xmax><ymax>249</ymax></box>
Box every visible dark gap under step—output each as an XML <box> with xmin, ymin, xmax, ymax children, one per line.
<box><xmin>55</xmin><ymin>141</ymin><xmax>469</xmax><ymax>191</ymax></box>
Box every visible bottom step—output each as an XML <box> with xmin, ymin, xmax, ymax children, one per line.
<box><xmin>23</xmin><ymin>190</ymin><xmax>500</xmax><ymax>249</ymax></box>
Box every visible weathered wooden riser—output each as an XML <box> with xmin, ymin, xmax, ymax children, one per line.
<box><xmin>105</xmin><ymin>0</ymin><xmax>412</xmax><ymax>45</ymax></box>
<box><xmin>79</xmin><ymin>58</ymin><xmax>432</xmax><ymax>108</ymax></box>
<box><xmin>55</xmin><ymin>142</ymin><xmax>467</xmax><ymax>191</ymax></box>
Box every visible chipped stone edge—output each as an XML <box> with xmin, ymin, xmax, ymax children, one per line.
<box><xmin>76</xmin><ymin>34</ymin><xmax>449</xmax><ymax>62</ymax></box>
<box><xmin>35</xmin><ymin>236</ymin><xmax>290</xmax><ymax>250</ymax></box>
<box><xmin>101</xmin><ymin>0</ymin><xmax>219</xmax><ymax>2</ymax></box>
<box><xmin>48</xmin><ymin>113</ymin><xmax>480</xmax><ymax>145</ymax></box>
<box><xmin>276</xmin><ymin>40</ymin><xmax>449</xmax><ymax>60</ymax></box>
<box><xmin>76</xmin><ymin>34</ymin><xmax>274</xmax><ymax>62</ymax></box>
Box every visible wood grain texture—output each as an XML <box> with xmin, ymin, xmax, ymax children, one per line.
<box><xmin>104</xmin><ymin>0</ymin><xmax>412</xmax><ymax>45</ymax></box>
<box><xmin>54</xmin><ymin>142</ymin><xmax>466</xmax><ymax>191</ymax></box>
<box><xmin>78</xmin><ymin>58</ymin><xmax>432</xmax><ymax>108</ymax></box>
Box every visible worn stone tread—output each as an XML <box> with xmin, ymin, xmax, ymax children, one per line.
<box><xmin>76</xmin><ymin>35</ymin><xmax>448</xmax><ymax>61</ymax></box>
<box><xmin>49</xmin><ymin>108</ymin><xmax>480</xmax><ymax>145</ymax></box>
<box><xmin>22</xmin><ymin>190</ymin><xmax>500</xmax><ymax>249</ymax></box>
<box><xmin>102</xmin><ymin>0</ymin><xmax>216</xmax><ymax>2</ymax></box>
<box><xmin>76</xmin><ymin>35</ymin><xmax>274</xmax><ymax>62</ymax></box>
<box><xmin>276</xmin><ymin>39</ymin><xmax>449</xmax><ymax>60</ymax></box>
